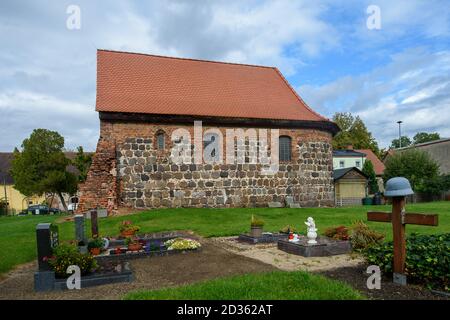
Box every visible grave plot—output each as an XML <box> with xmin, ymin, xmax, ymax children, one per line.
<box><xmin>238</xmin><ymin>215</ymin><xmax>289</xmax><ymax>244</ymax></box>
<box><xmin>277</xmin><ymin>236</ymin><xmax>351</xmax><ymax>257</ymax></box>
<box><xmin>34</xmin><ymin>222</ymin><xmax>133</xmax><ymax>292</ymax></box>
<box><xmin>96</xmin><ymin>233</ymin><xmax>202</xmax><ymax>263</ymax></box>
<box><xmin>34</xmin><ymin>210</ymin><xmax>202</xmax><ymax>292</ymax></box>
<box><xmin>93</xmin><ymin>219</ymin><xmax>201</xmax><ymax>262</ymax></box>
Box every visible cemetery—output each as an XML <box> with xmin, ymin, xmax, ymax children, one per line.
<box><xmin>0</xmin><ymin>181</ymin><xmax>448</xmax><ymax>299</ymax></box>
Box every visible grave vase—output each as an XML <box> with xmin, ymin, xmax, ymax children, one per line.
<box><xmin>250</xmin><ymin>226</ymin><xmax>263</xmax><ymax>238</ymax></box>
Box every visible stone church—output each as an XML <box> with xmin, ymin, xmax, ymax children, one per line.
<box><xmin>77</xmin><ymin>49</ymin><xmax>339</xmax><ymax>214</ymax></box>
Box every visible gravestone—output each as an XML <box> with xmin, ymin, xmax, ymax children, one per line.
<box><xmin>36</xmin><ymin>223</ymin><xmax>59</xmax><ymax>271</ymax></box>
<box><xmin>91</xmin><ymin>209</ymin><xmax>99</xmax><ymax>238</ymax></box>
<box><xmin>75</xmin><ymin>214</ymin><xmax>86</xmax><ymax>244</ymax></box>
<box><xmin>34</xmin><ymin>223</ymin><xmax>59</xmax><ymax>291</ymax></box>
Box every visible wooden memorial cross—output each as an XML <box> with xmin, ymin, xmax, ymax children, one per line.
<box><xmin>367</xmin><ymin>196</ymin><xmax>438</xmax><ymax>285</ymax></box>
<box><xmin>90</xmin><ymin>209</ymin><xmax>99</xmax><ymax>238</ymax></box>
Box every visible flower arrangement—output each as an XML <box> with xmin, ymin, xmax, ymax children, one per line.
<box><xmin>250</xmin><ymin>215</ymin><xmax>265</xmax><ymax>227</ymax></box>
<box><xmin>88</xmin><ymin>238</ymin><xmax>105</xmax><ymax>249</ymax></box>
<box><xmin>164</xmin><ymin>238</ymin><xmax>201</xmax><ymax>251</ymax></box>
<box><xmin>119</xmin><ymin>220</ymin><xmax>140</xmax><ymax>236</ymax></box>
<box><xmin>46</xmin><ymin>243</ymin><xmax>97</xmax><ymax>278</ymax></box>
<box><xmin>125</xmin><ymin>236</ymin><xmax>143</xmax><ymax>251</ymax></box>
<box><xmin>280</xmin><ymin>225</ymin><xmax>296</xmax><ymax>234</ymax></box>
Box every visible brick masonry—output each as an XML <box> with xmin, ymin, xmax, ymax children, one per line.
<box><xmin>78</xmin><ymin>121</ymin><xmax>334</xmax><ymax>214</ymax></box>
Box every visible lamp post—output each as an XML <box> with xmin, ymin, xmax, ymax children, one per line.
<box><xmin>397</xmin><ymin>121</ymin><xmax>403</xmax><ymax>148</ymax></box>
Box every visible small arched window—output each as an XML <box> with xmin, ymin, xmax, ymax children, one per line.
<box><xmin>204</xmin><ymin>133</ymin><xmax>218</xmax><ymax>158</ymax></box>
<box><xmin>279</xmin><ymin>136</ymin><xmax>291</xmax><ymax>162</ymax></box>
<box><xmin>156</xmin><ymin>132</ymin><xmax>165</xmax><ymax>150</ymax></box>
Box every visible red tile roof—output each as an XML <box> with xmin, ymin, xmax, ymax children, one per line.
<box><xmin>355</xmin><ymin>149</ymin><xmax>385</xmax><ymax>176</ymax></box>
<box><xmin>96</xmin><ymin>50</ymin><xmax>329</xmax><ymax>122</ymax></box>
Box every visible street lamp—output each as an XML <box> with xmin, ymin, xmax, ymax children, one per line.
<box><xmin>397</xmin><ymin>121</ymin><xmax>403</xmax><ymax>148</ymax></box>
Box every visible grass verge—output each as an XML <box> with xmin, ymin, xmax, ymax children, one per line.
<box><xmin>124</xmin><ymin>271</ymin><xmax>365</xmax><ymax>300</ymax></box>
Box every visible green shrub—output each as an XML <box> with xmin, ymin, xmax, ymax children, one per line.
<box><xmin>324</xmin><ymin>225</ymin><xmax>350</xmax><ymax>240</ymax></box>
<box><xmin>47</xmin><ymin>244</ymin><xmax>97</xmax><ymax>278</ymax></box>
<box><xmin>350</xmin><ymin>221</ymin><xmax>384</xmax><ymax>250</ymax></box>
<box><xmin>364</xmin><ymin>233</ymin><xmax>450</xmax><ymax>291</ymax></box>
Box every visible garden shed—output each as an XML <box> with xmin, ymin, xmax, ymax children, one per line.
<box><xmin>333</xmin><ymin>167</ymin><xmax>368</xmax><ymax>206</ymax></box>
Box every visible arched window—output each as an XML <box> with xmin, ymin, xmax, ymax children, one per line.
<box><xmin>203</xmin><ymin>133</ymin><xmax>220</xmax><ymax>160</ymax></box>
<box><xmin>156</xmin><ymin>132</ymin><xmax>165</xmax><ymax>150</ymax></box>
<box><xmin>279</xmin><ymin>136</ymin><xmax>291</xmax><ymax>162</ymax></box>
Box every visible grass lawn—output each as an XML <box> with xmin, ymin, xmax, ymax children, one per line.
<box><xmin>1</xmin><ymin>201</ymin><xmax>449</xmax><ymax>276</ymax></box>
<box><xmin>124</xmin><ymin>271</ymin><xmax>364</xmax><ymax>300</ymax></box>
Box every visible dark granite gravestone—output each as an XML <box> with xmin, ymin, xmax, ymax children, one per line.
<box><xmin>36</xmin><ymin>223</ymin><xmax>59</xmax><ymax>271</ymax></box>
<box><xmin>34</xmin><ymin>223</ymin><xmax>59</xmax><ymax>292</ymax></box>
<box><xmin>75</xmin><ymin>214</ymin><xmax>86</xmax><ymax>244</ymax></box>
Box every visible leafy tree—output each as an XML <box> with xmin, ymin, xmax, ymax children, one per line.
<box><xmin>413</xmin><ymin>132</ymin><xmax>440</xmax><ymax>145</ymax></box>
<box><xmin>383</xmin><ymin>149</ymin><xmax>440</xmax><ymax>193</ymax></box>
<box><xmin>11</xmin><ymin>129</ymin><xmax>77</xmax><ymax>211</ymax></box>
<box><xmin>390</xmin><ymin>136</ymin><xmax>412</xmax><ymax>149</ymax></box>
<box><xmin>421</xmin><ymin>174</ymin><xmax>450</xmax><ymax>196</ymax></box>
<box><xmin>332</xmin><ymin>112</ymin><xmax>380</xmax><ymax>157</ymax></box>
<box><xmin>362</xmin><ymin>160</ymin><xmax>379</xmax><ymax>194</ymax></box>
<box><xmin>73</xmin><ymin>146</ymin><xmax>92</xmax><ymax>182</ymax></box>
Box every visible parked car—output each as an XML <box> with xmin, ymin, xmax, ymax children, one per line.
<box><xmin>18</xmin><ymin>209</ymin><xmax>29</xmax><ymax>216</ymax></box>
<box><xmin>49</xmin><ymin>207</ymin><xmax>61</xmax><ymax>214</ymax></box>
<box><xmin>28</xmin><ymin>205</ymin><xmax>50</xmax><ymax>215</ymax></box>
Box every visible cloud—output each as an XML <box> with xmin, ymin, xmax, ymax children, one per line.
<box><xmin>0</xmin><ymin>0</ymin><xmax>449</xmax><ymax>152</ymax></box>
<box><xmin>0</xmin><ymin>0</ymin><xmax>342</xmax><ymax>152</ymax></box>
<box><xmin>299</xmin><ymin>48</ymin><xmax>450</xmax><ymax>148</ymax></box>
<box><xmin>0</xmin><ymin>91</ymin><xmax>98</xmax><ymax>151</ymax></box>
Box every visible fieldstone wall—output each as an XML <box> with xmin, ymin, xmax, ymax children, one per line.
<box><xmin>78</xmin><ymin>121</ymin><xmax>335</xmax><ymax>214</ymax></box>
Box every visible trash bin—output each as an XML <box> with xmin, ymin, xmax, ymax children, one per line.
<box><xmin>362</xmin><ymin>197</ymin><xmax>373</xmax><ymax>205</ymax></box>
<box><xmin>372</xmin><ymin>193</ymin><xmax>382</xmax><ymax>205</ymax></box>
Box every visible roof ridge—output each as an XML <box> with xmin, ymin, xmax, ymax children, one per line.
<box><xmin>272</xmin><ymin>67</ymin><xmax>329</xmax><ymax>121</ymax></box>
<box><xmin>97</xmin><ymin>49</ymin><xmax>275</xmax><ymax>70</ymax></box>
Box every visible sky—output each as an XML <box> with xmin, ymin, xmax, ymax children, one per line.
<box><xmin>0</xmin><ymin>0</ymin><xmax>449</xmax><ymax>151</ymax></box>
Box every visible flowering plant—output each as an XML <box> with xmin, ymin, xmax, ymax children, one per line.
<box><xmin>164</xmin><ymin>238</ymin><xmax>201</xmax><ymax>251</ymax></box>
<box><xmin>119</xmin><ymin>220</ymin><xmax>140</xmax><ymax>233</ymax></box>
<box><xmin>47</xmin><ymin>243</ymin><xmax>97</xmax><ymax>278</ymax></box>
<box><xmin>124</xmin><ymin>236</ymin><xmax>140</xmax><ymax>245</ymax></box>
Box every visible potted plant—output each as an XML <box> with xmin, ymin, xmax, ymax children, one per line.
<box><xmin>119</xmin><ymin>220</ymin><xmax>140</xmax><ymax>237</ymax></box>
<box><xmin>125</xmin><ymin>237</ymin><xmax>143</xmax><ymax>252</ymax></box>
<box><xmin>250</xmin><ymin>215</ymin><xmax>265</xmax><ymax>238</ymax></box>
<box><xmin>87</xmin><ymin>238</ymin><xmax>105</xmax><ymax>256</ymax></box>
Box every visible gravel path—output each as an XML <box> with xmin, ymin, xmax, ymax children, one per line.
<box><xmin>211</xmin><ymin>236</ymin><xmax>365</xmax><ymax>272</ymax></box>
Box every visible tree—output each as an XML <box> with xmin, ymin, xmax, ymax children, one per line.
<box><xmin>413</xmin><ymin>132</ymin><xmax>440</xmax><ymax>145</ymax></box>
<box><xmin>332</xmin><ymin>112</ymin><xmax>380</xmax><ymax>157</ymax></box>
<box><xmin>390</xmin><ymin>136</ymin><xmax>412</xmax><ymax>149</ymax></box>
<box><xmin>383</xmin><ymin>149</ymin><xmax>440</xmax><ymax>193</ymax></box>
<box><xmin>11</xmin><ymin>129</ymin><xmax>77</xmax><ymax>211</ymax></box>
<box><xmin>362</xmin><ymin>160</ymin><xmax>379</xmax><ymax>194</ymax></box>
<box><xmin>73</xmin><ymin>146</ymin><xmax>92</xmax><ymax>182</ymax></box>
